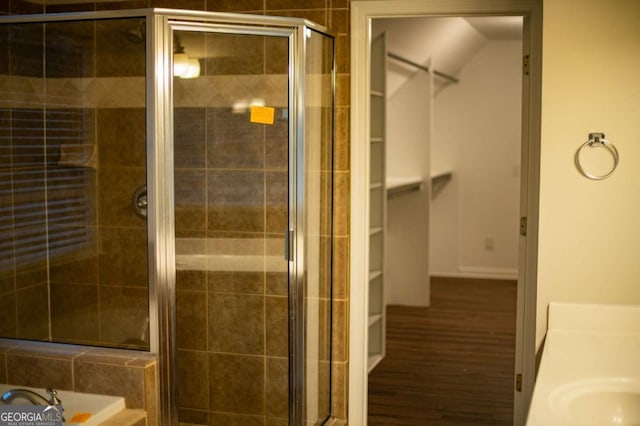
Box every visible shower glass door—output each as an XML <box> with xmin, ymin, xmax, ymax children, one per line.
<box><xmin>171</xmin><ymin>25</ymin><xmax>292</xmax><ymax>425</ymax></box>
<box><xmin>0</xmin><ymin>15</ymin><xmax>150</xmax><ymax>350</ymax></box>
<box><xmin>301</xmin><ymin>28</ymin><xmax>334</xmax><ymax>425</ymax></box>
<box><xmin>169</xmin><ymin>17</ymin><xmax>333</xmax><ymax>425</ymax></box>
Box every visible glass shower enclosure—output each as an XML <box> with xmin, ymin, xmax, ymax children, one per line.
<box><xmin>0</xmin><ymin>9</ymin><xmax>334</xmax><ymax>425</ymax></box>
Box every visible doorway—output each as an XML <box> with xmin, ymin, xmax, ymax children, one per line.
<box><xmin>349</xmin><ymin>1</ymin><xmax>542</xmax><ymax>425</ymax></box>
<box><xmin>368</xmin><ymin>14</ymin><xmax>523</xmax><ymax>424</ymax></box>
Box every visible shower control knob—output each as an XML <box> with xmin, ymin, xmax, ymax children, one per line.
<box><xmin>133</xmin><ymin>185</ymin><xmax>148</xmax><ymax>219</ymax></box>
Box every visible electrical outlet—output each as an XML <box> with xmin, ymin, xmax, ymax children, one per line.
<box><xmin>484</xmin><ymin>237</ymin><xmax>495</xmax><ymax>251</ymax></box>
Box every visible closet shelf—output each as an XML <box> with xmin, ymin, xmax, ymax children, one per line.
<box><xmin>368</xmin><ymin>354</ymin><xmax>384</xmax><ymax>373</ymax></box>
<box><xmin>431</xmin><ymin>171</ymin><xmax>453</xmax><ymax>197</ymax></box>
<box><xmin>386</xmin><ymin>172</ymin><xmax>454</xmax><ymax>198</ymax></box>
<box><xmin>369</xmin><ymin>270</ymin><xmax>382</xmax><ymax>282</ymax></box>
<box><xmin>386</xmin><ymin>177</ymin><xmax>423</xmax><ymax>198</ymax></box>
<box><xmin>368</xmin><ymin>313</ymin><xmax>383</xmax><ymax>327</ymax></box>
<box><xmin>431</xmin><ymin>170</ymin><xmax>453</xmax><ymax>185</ymax></box>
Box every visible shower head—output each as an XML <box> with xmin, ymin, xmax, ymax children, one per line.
<box><xmin>125</xmin><ymin>20</ymin><xmax>145</xmax><ymax>44</ymax></box>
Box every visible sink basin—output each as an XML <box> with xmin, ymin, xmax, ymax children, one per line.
<box><xmin>550</xmin><ymin>378</ymin><xmax>640</xmax><ymax>425</ymax></box>
<box><xmin>526</xmin><ymin>303</ymin><xmax>640</xmax><ymax>426</ymax></box>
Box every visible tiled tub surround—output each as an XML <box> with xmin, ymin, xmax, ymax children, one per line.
<box><xmin>0</xmin><ymin>338</ymin><xmax>157</xmax><ymax>425</ymax></box>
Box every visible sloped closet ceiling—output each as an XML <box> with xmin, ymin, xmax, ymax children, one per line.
<box><xmin>372</xmin><ymin>16</ymin><xmax>522</xmax><ymax>96</ymax></box>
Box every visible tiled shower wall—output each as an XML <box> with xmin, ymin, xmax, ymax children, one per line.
<box><xmin>170</xmin><ymin>99</ymin><xmax>288</xmax><ymax>425</ymax></box>
<box><xmin>171</xmin><ymin>28</ymin><xmax>336</xmax><ymax>423</ymax></box>
<box><xmin>173</xmin><ymin>73</ymin><xmax>291</xmax><ymax>423</ymax></box>
<box><xmin>1</xmin><ymin>1</ymin><xmax>351</xmax><ymax>424</ymax></box>
<box><xmin>48</xmin><ymin>105</ymin><xmax>149</xmax><ymax>348</ymax></box>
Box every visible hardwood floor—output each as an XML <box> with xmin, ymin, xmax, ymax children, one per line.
<box><xmin>368</xmin><ymin>276</ymin><xmax>517</xmax><ymax>425</ymax></box>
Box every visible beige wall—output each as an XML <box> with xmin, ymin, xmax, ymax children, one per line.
<box><xmin>537</xmin><ymin>0</ymin><xmax>640</xmax><ymax>346</ymax></box>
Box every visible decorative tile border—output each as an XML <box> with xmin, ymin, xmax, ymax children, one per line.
<box><xmin>0</xmin><ymin>74</ymin><xmax>305</xmax><ymax>109</ymax></box>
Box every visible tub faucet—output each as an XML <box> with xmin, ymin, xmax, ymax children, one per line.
<box><xmin>47</xmin><ymin>388</ymin><xmax>62</xmax><ymax>406</ymax></box>
<box><xmin>1</xmin><ymin>388</ymin><xmax>65</xmax><ymax>421</ymax></box>
<box><xmin>1</xmin><ymin>388</ymin><xmax>50</xmax><ymax>405</ymax></box>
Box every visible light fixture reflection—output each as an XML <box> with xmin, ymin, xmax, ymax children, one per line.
<box><xmin>231</xmin><ymin>98</ymin><xmax>266</xmax><ymax>114</ymax></box>
<box><xmin>174</xmin><ymin>34</ymin><xmax>201</xmax><ymax>79</ymax></box>
<box><xmin>174</xmin><ymin>53</ymin><xmax>200</xmax><ymax>79</ymax></box>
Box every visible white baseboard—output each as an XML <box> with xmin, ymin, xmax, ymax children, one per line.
<box><xmin>431</xmin><ymin>267</ymin><xmax>518</xmax><ymax>281</ymax></box>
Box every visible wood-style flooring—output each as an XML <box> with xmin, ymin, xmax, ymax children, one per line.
<box><xmin>368</xmin><ymin>276</ymin><xmax>517</xmax><ymax>425</ymax></box>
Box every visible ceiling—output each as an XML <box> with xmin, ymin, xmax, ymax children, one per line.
<box><xmin>465</xmin><ymin>17</ymin><xmax>524</xmax><ymax>40</ymax></box>
<box><xmin>373</xmin><ymin>16</ymin><xmax>523</xmax><ymax>96</ymax></box>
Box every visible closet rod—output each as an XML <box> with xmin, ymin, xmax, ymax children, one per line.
<box><xmin>387</xmin><ymin>52</ymin><xmax>459</xmax><ymax>84</ymax></box>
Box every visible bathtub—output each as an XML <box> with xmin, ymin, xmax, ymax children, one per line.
<box><xmin>0</xmin><ymin>384</ymin><xmax>125</xmax><ymax>425</ymax></box>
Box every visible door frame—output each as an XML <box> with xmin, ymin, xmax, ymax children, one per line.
<box><xmin>348</xmin><ymin>1</ymin><xmax>542</xmax><ymax>424</ymax></box>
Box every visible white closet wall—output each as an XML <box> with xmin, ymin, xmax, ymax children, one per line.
<box><xmin>430</xmin><ymin>40</ymin><xmax>522</xmax><ymax>277</ymax></box>
<box><xmin>371</xmin><ymin>18</ymin><xmax>522</xmax><ymax>314</ymax></box>
<box><xmin>386</xmin><ymin>65</ymin><xmax>431</xmax><ymax>306</ymax></box>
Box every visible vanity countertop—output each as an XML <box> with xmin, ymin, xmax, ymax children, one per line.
<box><xmin>526</xmin><ymin>302</ymin><xmax>640</xmax><ymax>425</ymax></box>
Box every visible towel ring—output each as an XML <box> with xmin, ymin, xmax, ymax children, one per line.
<box><xmin>574</xmin><ymin>133</ymin><xmax>619</xmax><ymax>180</ymax></box>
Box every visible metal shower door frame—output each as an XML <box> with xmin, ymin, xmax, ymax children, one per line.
<box><xmin>151</xmin><ymin>11</ymin><xmax>319</xmax><ymax>425</ymax></box>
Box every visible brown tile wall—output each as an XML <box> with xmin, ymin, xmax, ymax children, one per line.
<box><xmin>48</xmin><ymin>99</ymin><xmax>152</xmax><ymax>350</ymax></box>
<box><xmin>0</xmin><ymin>338</ymin><xmax>158</xmax><ymax>425</ymax></box>
<box><xmin>2</xmin><ymin>1</ymin><xmax>351</xmax><ymax>424</ymax></box>
<box><xmin>94</xmin><ymin>103</ymin><xmax>149</xmax><ymax>348</ymax></box>
<box><xmin>173</xmin><ymin>30</ymin><xmax>290</xmax><ymax>424</ymax></box>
